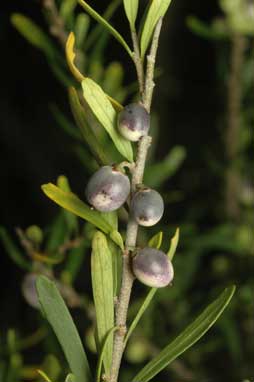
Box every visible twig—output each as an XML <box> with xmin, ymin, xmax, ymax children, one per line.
<box><xmin>131</xmin><ymin>30</ymin><xmax>145</xmax><ymax>95</ymax></box>
<box><xmin>143</xmin><ymin>18</ymin><xmax>163</xmax><ymax>112</ymax></box>
<box><xmin>110</xmin><ymin>19</ymin><xmax>163</xmax><ymax>382</ymax></box>
<box><xmin>225</xmin><ymin>34</ymin><xmax>246</xmax><ymax>220</ymax></box>
<box><xmin>42</xmin><ymin>0</ymin><xmax>68</xmax><ymax>47</ymax></box>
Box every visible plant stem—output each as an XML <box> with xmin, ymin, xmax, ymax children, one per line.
<box><xmin>143</xmin><ymin>18</ymin><xmax>163</xmax><ymax>112</ymax></box>
<box><xmin>225</xmin><ymin>34</ymin><xmax>246</xmax><ymax>220</ymax></box>
<box><xmin>42</xmin><ymin>0</ymin><xmax>68</xmax><ymax>47</ymax></box>
<box><xmin>110</xmin><ymin>19</ymin><xmax>163</xmax><ymax>382</ymax></box>
<box><xmin>131</xmin><ymin>29</ymin><xmax>145</xmax><ymax>95</ymax></box>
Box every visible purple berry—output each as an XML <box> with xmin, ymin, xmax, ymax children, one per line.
<box><xmin>130</xmin><ymin>188</ymin><xmax>164</xmax><ymax>226</ymax></box>
<box><xmin>85</xmin><ymin>166</ymin><xmax>130</xmax><ymax>212</ymax></box>
<box><xmin>132</xmin><ymin>247</ymin><xmax>174</xmax><ymax>288</ymax></box>
<box><xmin>118</xmin><ymin>103</ymin><xmax>150</xmax><ymax>142</ymax></box>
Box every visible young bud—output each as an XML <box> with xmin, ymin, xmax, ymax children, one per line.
<box><xmin>118</xmin><ymin>103</ymin><xmax>150</xmax><ymax>142</ymax></box>
<box><xmin>130</xmin><ymin>188</ymin><xmax>164</xmax><ymax>226</ymax></box>
<box><xmin>132</xmin><ymin>247</ymin><xmax>174</xmax><ymax>288</ymax></box>
<box><xmin>85</xmin><ymin>166</ymin><xmax>130</xmax><ymax>212</ymax></box>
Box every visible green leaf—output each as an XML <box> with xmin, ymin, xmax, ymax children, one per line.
<box><xmin>148</xmin><ymin>231</ymin><xmax>163</xmax><ymax>249</ymax></box>
<box><xmin>140</xmin><ymin>0</ymin><xmax>172</xmax><ymax>58</ymax></box>
<box><xmin>132</xmin><ymin>285</ymin><xmax>236</xmax><ymax>382</ymax></box>
<box><xmin>74</xmin><ymin>14</ymin><xmax>90</xmax><ymax>48</ymax></box>
<box><xmin>69</xmin><ymin>87</ymin><xmax>112</xmax><ymax>165</ymax></box>
<box><xmin>57</xmin><ymin>176</ymin><xmax>79</xmax><ymax>234</ymax></box>
<box><xmin>108</xmin><ymin>240</ymin><xmax>122</xmax><ymax>297</ymax></box>
<box><xmin>41</xmin><ymin>183</ymin><xmax>123</xmax><ymax>248</ymax></box>
<box><xmin>65</xmin><ymin>373</ymin><xmax>75</xmax><ymax>382</ymax></box>
<box><xmin>187</xmin><ymin>16</ymin><xmax>228</xmax><ymax>40</ymax></box>
<box><xmin>36</xmin><ymin>276</ymin><xmax>91</xmax><ymax>382</ymax></box>
<box><xmin>100</xmin><ymin>211</ymin><xmax>118</xmax><ymax>231</ymax></box>
<box><xmin>77</xmin><ymin>0</ymin><xmax>133</xmax><ymax>58</ymax></box>
<box><xmin>123</xmin><ymin>0</ymin><xmax>139</xmax><ymax>30</ymax></box>
<box><xmin>144</xmin><ymin>146</ymin><xmax>186</xmax><ymax>187</ymax></box>
<box><xmin>60</xmin><ymin>0</ymin><xmax>77</xmax><ymax>24</ymax></box>
<box><xmin>64</xmin><ymin>239</ymin><xmax>88</xmax><ymax>282</ymax></box>
<box><xmin>102</xmin><ymin>62</ymin><xmax>124</xmax><ymax>96</ymax></box>
<box><xmin>124</xmin><ymin>288</ymin><xmax>157</xmax><ymax>348</ymax></box>
<box><xmin>0</xmin><ymin>227</ymin><xmax>31</xmax><ymax>271</ymax></box>
<box><xmin>81</xmin><ymin>78</ymin><xmax>133</xmax><ymax>161</ymax></box>
<box><xmin>91</xmin><ymin>232</ymin><xmax>114</xmax><ymax>375</ymax></box>
<box><xmin>167</xmin><ymin>228</ymin><xmax>179</xmax><ymax>261</ymax></box>
<box><xmin>96</xmin><ymin>326</ymin><xmax>119</xmax><ymax>382</ymax></box>
<box><xmin>109</xmin><ymin>230</ymin><xmax>124</xmax><ymax>251</ymax></box>
<box><xmin>45</xmin><ymin>211</ymin><xmax>68</xmax><ymax>253</ymax></box>
<box><xmin>11</xmin><ymin>14</ymin><xmax>55</xmax><ymax>58</ymax></box>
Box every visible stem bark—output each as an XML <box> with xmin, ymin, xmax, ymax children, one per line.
<box><xmin>110</xmin><ymin>19</ymin><xmax>163</xmax><ymax>382</ymax></box>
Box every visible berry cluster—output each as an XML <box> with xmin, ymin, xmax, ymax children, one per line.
<box><xmin>85</xmin><ymin>103</ymin><xmax>174</xmax><ymax>288</ymax></box>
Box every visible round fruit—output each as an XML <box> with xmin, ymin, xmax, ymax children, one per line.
<box><xmin>132</xmin><ymin>247</ymin><xmax>174</xmax><ymax>288</ymax></box>
<box><xmin>118</xmin><ymin>103</ymin><xmax>150</xmax><ymax>142</ymax></box>
<box><xmin>85</xmin><ymin>166</ymin><xmax>130</xmax><ymax>212</ymax></box>
<box><xmin>130</xmin><ymin>188</ymin><xmax>164</xmax><ymax>226</ymax></box>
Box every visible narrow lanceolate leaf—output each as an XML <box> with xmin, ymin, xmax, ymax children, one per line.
<box><xmin>96</xmin><ymin>326</ymin><xmax>119</xmax><ymax>382</ymax></box>
<box><xmin>11</xmin><ymin>14</ymin><xmax>55</xmax><ymax>58</ymax></box>
<box><xmin>123</xmin><ymin>0</ymin><xmax>139</xmax><ymax>30</ymax></box>
<box><xmin>167</xmin><ymin>228</ymin><xmax>179</xmax><ymax>261</ymax></box>
<box><xmin>132</xmin><ymin>285</ymin><xmax>236</xmax><ymax>382</ymax></box>
<box><xmin>69</xmin><ymin>87</ymin><xmax>109</xmax><ymax>165</ymax></box>
<box><xmin>148</xmin><ymin>231</ymin><xmax>163</xmax><ymax>249</ymax></box>
<box><xmin>124</xmin><ymin>288</ymin><xmax>157</xmax><ymax>347</ymax></box>
<box><xmin>77</xmin><ymin>0</ymin><xmax>133</xmax><ymax>58</ymax></box>
<box><xmin>140</xmin><ymin>0</ymin><xmax>172</xmax><ymax>58</ymax></box>
<box><xmin>91</xmin><ymin>232</ymin><xmax>114</xmax><ymax>375</ymax></box>
<box><xmin>41</xmin><ymin>183</ymin><xmax>123</xmax><ymax>248</ymax></box>
<box><xmin>36</xmin><ymin>276</ymin><xmax>91</xmax><ymax>382</ymax></box>
<box><xmin>57</xmin><ymin>175</ymin><xmax>78</xmax><ymax>234</ymax></box>
<box><xmin>82</xmin><ymin>78</ymin><xmax>133</xmax><ymax>161</ymax></box>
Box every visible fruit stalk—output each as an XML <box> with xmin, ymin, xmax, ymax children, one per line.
<box><xmin>110</xmin><ymin>18</ymin><xmax>163</xmax><ymax>382</ymax></box>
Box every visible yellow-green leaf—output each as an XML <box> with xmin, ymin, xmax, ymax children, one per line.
<box><xmin>66</xmin><ymin>32</ymin><xmax>85</xmax><ymax>82</ymax></box>
<box><xmin>148</xmin><ymin>231</ymin><xmax>163</xmax><ymax>249</ymax></box>
<box><xmin>81</xmin><ymin>78</ymin><xmax>133</xmax><ymax>161</ymax></box>
<box><xmin>167</xmin><ymin>228</ymin><xmax>179</xmax><ymax>261</ymax></box>
<box><xmin>66</xmin><ymin>35</ymin><xmax>123</xmax><ymax>111</ymax></box>
<box><xmin>41</xmin><ymin>183</ymin><xmax>123</xmax><ymax>248</ymax></box>
<box><xmin>91</xmin><ymin>232</ymin><xmax>114</xmax><ymax>375</ymax></box>
<box><xmin>140</xmin><ymin>0</ymin><xmax>172</xmax><ymax>58</ymax></box>
<box><xmin>123</xmin><ymin>0</ymin><xmax>139</xmax><ymax>30</ymax></box>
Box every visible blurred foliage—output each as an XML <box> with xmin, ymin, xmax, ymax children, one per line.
<box><xmin>0</xmin><ymin>0</ymin><xmax>253</xmax><ymax>381</ymax></box>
